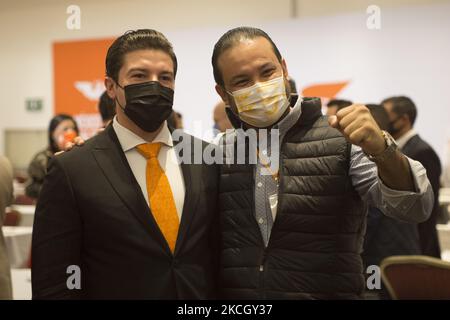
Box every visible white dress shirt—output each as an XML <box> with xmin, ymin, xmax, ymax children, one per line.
<box><xmin>112</xmin><ymin>117</ymin><xmax>185</xmax><ymax>219</ymax></box>
<box><xmin>349</xmin><ymin>144</ymin><xmax>433</xmax><ymax>223</ymax></box>
<box><xmin>395</xmin><ymin>129</ymin><xmax>417</xmax><ymax>150</ymax></box>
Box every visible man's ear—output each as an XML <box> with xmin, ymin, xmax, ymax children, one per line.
<box><xmin>281</xmin><ymin>58</ymin><xmax>289</xmax><ymax>78</ymax></box>
<box><xmin>215</xmin><ymin>84</ymin><xmax>230</xmax><ymax>105</ymax></box>
<box><xmin>105</xmin><ymin>77</ymin><xmax>116</xmax><ymax>100</ymax></box>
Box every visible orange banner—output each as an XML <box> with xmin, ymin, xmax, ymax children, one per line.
<box><xmin>53</xmin><ymin>38</ymin><xmax>114</xmax><ymax>138</ymax></box>
<box><xmin>302</xmin><ymin>81</ymin><xmax>349</xmax><ymax>100</ymax></box>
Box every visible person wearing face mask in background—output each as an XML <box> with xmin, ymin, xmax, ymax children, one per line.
<box><xmin>382</xmin><ymin>96</ymin><xmax>442</xmax><ymax>258</ymax></box>
<box><xmin>25</xmin><ymin>114</ymin><xmax>79</xmax><ymax>200</ymax></box>
<box><xmin>362</xmin><ymin>104</ymin><xmax>422</xmax><ymax>299</ymax></box>
<box><xmin>213</xmin><ymin>27</ymin><xmax>434</xmax><ymax>299</ymax></box>
<box><xmin>32</xmin><ymin>29</ymin><xmax>220</xmax><ymax>299</ymax></box>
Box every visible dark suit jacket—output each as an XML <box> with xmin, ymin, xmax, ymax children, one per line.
<box><xmin>363</xmin><ymin>207</ymin><xmax>421</xmax><ymax>267</ymax></box>
<box><xmin>401</xmin><ymin>134</ymin><xmax>442</xmax><ymax>258</ymax></box>
<box><xmin>32</xmin><ymin>125</ymin><xmax>220</xmax><ymax>299</ymax></box>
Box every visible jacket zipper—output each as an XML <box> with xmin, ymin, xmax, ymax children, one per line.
<box><xmin>251</xmin><ymin>162</ymin><xmax>268</xmax><ymax>299</ymax></box>
<box><xmin>257</xmin><ymin>128</ymin><xmax>288</xmax><ymax>299</ymax></box>
<box><xmin>259</xmin><ymin>249</ymin><xmax>267</xmax><ymax>299</ymax></box>
<box><xmin>264</xmin><ymin>129</ymin><xmax>287</xmax><ymax>249</ymax></box>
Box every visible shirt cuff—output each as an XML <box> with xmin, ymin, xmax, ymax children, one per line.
<box><xmin>378</xmin><ymin>156</ymin><xmax>430</xmax><ymax>216</ymax></box>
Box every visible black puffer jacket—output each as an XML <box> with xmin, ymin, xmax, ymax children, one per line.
<box><xmin>219</xmin><ymin>97</ymin><xmax>367</xmax><ymax>299</ymax></box>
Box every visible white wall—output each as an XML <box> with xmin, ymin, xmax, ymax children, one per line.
<box><xmin>0</xmin><ymin>0</ymin><xmax>291</xmax><ymax>164</ymax></box>
<box><xmin>166</xmin><ymin>2</ymin><xmax>450</xmax><ymax>163</ymax></box>
<box><xmin>1</xmin><ymin>0</ymin><xmax>450</xmax><ymax>167</ymax></box>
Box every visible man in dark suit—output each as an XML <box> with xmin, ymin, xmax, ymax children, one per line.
<box><xmin>362</xmin><ymin>104</ymin><xmax>421</xmax><ymax>299</ymax></box>
<box><xmin>383</xmin><ymin>96</ymin><xmax>442</xmax><ymax>258</ymax></box>
<box><xmin>32</xmin><ymin>29</ymin><xmax>219</xmax><ymax>299</ymax></box>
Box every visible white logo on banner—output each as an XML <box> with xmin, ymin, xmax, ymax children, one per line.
<box><xmin>74</xmin><ymin>113</ymin><xmax>103</xmax><ymax>140</ymax></box>
<box><xmin>74</xmin><ymin>80</ymin><xmax>105</xmax><ymax>101</ymax></box>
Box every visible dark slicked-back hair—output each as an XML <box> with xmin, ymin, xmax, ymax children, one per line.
<box><xmin>212</xmin><ymin>27</ymin><xmax>283</xmax><ymax>86</ymax></box>
<box><xmin>381</xmin><ymin>96</ymin><xmax>417</xmax><ymax>126</ymax></box>
<box><xmin>106</xmin><ymin>29</ymin><xmax>177</xmax><ymax>83</ymax></box>
<box><xmin>366</xmin><ymin>103</ymin><xmax>390</xmax><ymax>131</ymax></box>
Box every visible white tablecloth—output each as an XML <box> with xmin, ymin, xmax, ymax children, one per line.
<box><xmin>10</xmin><ymin>205</ymin><xmax>35</xmax><ymax>227</ymax></box>
<box><xmin>437</xmin><ymin>223</ymin><xmax>450</xmax><ymax>262</ymax></box>
<box><xmin>440</xmin><ymin>188</ymin><xmax>450</xmax><ymax>205</ymax></box>
<box><xmin>2</xmin><ymin>226</ymin><xmax>32</xmax><ymax>268</ymax></box>
<box><xmin>11</xmin><ymin>268</ymin><xmax>31</xmax><ymax>300</ymax></box>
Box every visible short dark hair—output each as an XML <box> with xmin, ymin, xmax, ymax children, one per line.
<box><xmin>106</xmin><ymin>29</ymin><xmax>177</xmax><ymax>83</ymax></box>
<box><xmin>381</xmin><ymin>96</ymin><xmax>417</xmax><ymax>125</ymax></box>
<box><xmin>366</xmin><ymin>103</ymin><xmax>390</xmax><ymax>131</ymax></box>
<box><xmin>98</xmin><ymin>91</ymin><xmax>116</xmax><ymax>123</ymax></box>
<box><xmin>212</xmin><ymin>27</ymin><xmax>283</xmax><ymax>86</ymax></box>
<box><xmin>327</xmin><ymin>99</ymin><xmax>353</xmax><ymax>111</ymax></box>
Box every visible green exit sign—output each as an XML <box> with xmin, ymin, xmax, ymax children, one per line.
<box><xmin>26</xmin><ymin>98</ymin><xmax>43</xmax><ymax>112</ymax></box>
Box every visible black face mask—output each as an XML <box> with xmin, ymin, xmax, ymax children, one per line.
<box><xmin>116</xmin><ymin>81</ymin><xmax>174</xmax><ymax>132</ymax></box>
<box><xmin>389</xmin><ymin>116</ymin><xmax>402</xmax><ymax>135</ymax></box>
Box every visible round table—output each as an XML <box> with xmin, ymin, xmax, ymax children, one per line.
<box><xmin>2</xmin><ymin>226</ymin><xmax>32</xmax><ymax>268</ymax></box>
<box><xmin>10</xmin><ymin>205</ymin><xmax>35</xmax><ymax>227</ymax></box>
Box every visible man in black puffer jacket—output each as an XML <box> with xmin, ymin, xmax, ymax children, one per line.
<box><xmin>211</xmin><ymin>27</ymin><xmax>434</xmax><ymax>299</ymax></box>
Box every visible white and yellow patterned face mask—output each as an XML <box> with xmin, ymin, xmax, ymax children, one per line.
<box><xmin>228</xmin><ymin>74</ymin><xmax>289</xmax><ymax>128</ymax></box>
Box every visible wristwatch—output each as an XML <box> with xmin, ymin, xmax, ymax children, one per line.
<box><xmin>365</xmin><ymin>130</ymin><xmax>398</xmax><ymax>163</ymax></box>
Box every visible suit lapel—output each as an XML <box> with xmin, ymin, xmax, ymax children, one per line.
<box><xmin>173</xmin><ymin>132</ymin><xmax>201</xmax><ymax>255</ymax></box>
<box><xmin>400</xmin><ymin>134</ymin><xmax>419</xmax><ymax>155</ymax></box>
<box><xmin>91</xmin><ymin>126</ymin><xmax>171</xmax><ymax>253</ymax></box>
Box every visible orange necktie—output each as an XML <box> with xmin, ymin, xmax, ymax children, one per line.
<box><xmin>136</xmin><ymin>143</ymin><xmax>179</xmax><ymax>253</ymax></box>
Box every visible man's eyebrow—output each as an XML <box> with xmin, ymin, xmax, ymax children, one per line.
<box><xmin>258</xmin><ymin>62</ymin><xmax>276</xmax><ymax>71</ymax></box>
<box><xmin>230</xmin><ymin>73</ymin><xmax>248</xmax><ymax>82</ymax></box>
<box><xmin>230</xmin><ymin>63</ymin><xmax>276</xmax><ymax>83</ymax></box>
<box><xmin>160</xmin><ymin>70</ymin><xmax>174</xmax><ymax>77</ymax></box>
<box><xmin>126</xmin><ymin>68</ymin><xmax>148</xmax><ymax>75</ymax></box>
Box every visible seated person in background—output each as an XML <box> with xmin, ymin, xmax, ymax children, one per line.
<box><xmin>362</xmin><ymin>104</ymin><xmax>421</xmax><ymax>299</ymax></box>
<box><xmin>326</xmin><ymin>99</ymin><xmax>352</xmax><ymax>116</ymax></box>
<box><xmin>0</xmin><ymin>156</ymin><xmax>14</xmax><ymax>300</ymax></box>
<box><xmin>25</xmin><ymin>114</ymin><xmax>79</xmax><ymax>199</ymax></box>
<box><xmin>98</xmin><ymin>91</ymin><xmax>116</xmax><ymax>128</ymax></box>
